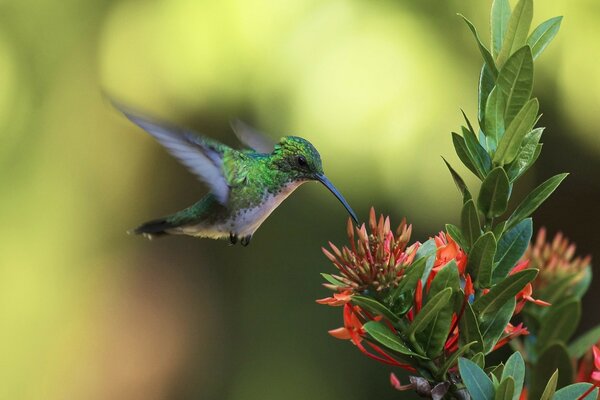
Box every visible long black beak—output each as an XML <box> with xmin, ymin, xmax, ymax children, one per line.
<box><xmin>316</xmin><ymin>174</ymin><xmax>359</xmax><ymax>224</ymax></box>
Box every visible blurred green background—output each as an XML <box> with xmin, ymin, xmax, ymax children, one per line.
<box><xmin>1</xmin><ymin>0</ymin><xmax>599</xmax><ymax>399</ymax></box>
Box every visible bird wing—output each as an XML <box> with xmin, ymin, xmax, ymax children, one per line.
<box><xmin>229</xmin><ymin>119</ymin><xmax>275</xmax><ymax>153</ymax></box>
<box><xmin>118</xmin><ymin>105</ymin><xmax>232</xmax><ymax>204</ymax></box>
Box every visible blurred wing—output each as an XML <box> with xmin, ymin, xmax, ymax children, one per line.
<box><xmin>230</xmin><ymin>119</ymin><xmax>275</xmax><ymax>153</ymax></box>
<box><xmin>118</xmin><ymin>105</ymin><xmax>230</xmax><ymax>204</ymax></box>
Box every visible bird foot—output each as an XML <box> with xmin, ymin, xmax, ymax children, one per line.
<box><xmin>229</xmin><ymin>232</ymin><xmax>238</xmax><ymax>245</ymax></box>
<box><xmin>240</xmin><ymin>235</ymin><xmax>252</xmax><ymax>247</ymax></box>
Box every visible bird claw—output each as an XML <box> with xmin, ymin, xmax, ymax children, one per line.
<box><xmin>241</xmin><ymin>235</ymin><xmax>252</xmax><ymax>247</ymax></box>
<box><xmin>229</xmin><ymin>232</ymin><xmax>238</xmax><ymax>245</ymax></box>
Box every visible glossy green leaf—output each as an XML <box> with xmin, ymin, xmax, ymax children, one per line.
<box><xmin>501</xmin><ymin>352</ymin><xmax>524</xmax><ymax>400</ymax></box>
<box><xmin>495</xmin><ymin>377</ymin><xmax>515</xmax><ymax>400</ymax></box>
<box><xmin>474</xmin><ymin>269</ymin><xmax>537</xmax><ymax>318</ymax></box>
<box><xmin>428</xmin><ymin>260</ymin><xmax>460</xmax><ymax>302</ymax></box>
<box><xmin>493</xmin><ymin>218</ymin><xmax>532</xmax><ymax>280</ymax></box>
<box><xmin>389</xmin><ymin>256</ymin><xmax>427</xmax><ymax>302</ymax></box>
<box><xmin>539</xmin><ymin>370</ymin><xmax>558</xmax><ymax>400</ymax></box>
<box><xmin>415</xmin><ymin>238</ymin><xmax>438</xmax><ymax>286</ymax></box>
<box><xmin>527</xmin><ymin>16</ymin><xmax>562</xmax><ymax>60</ymax></box>
<box><xmin>479</xmin><ymin>64</ymin><xmax>497</xmax><ymax>123</ymax></box>
<box><xmin>417</xmin><ymin>297</ymin><xmax>454</xmax><ymax>358</ymax></box>
<box><xmin>530</xmin><ymin>343</ymin><xmax>573</xmax><ymax>399</ymax></box>
<box><xmin>492</xmin><ymin>221</ymin><xmax>507</xmax><ymax>239</ymax></box>
<box><xmin>478</xmin><ymin>167</ymin><xmax>510</xmax><ymax>218</ymax></box>
<box><xmin>467</xmin><ymin>232</ymin><xmax>496</xmax><ymax>288</ymax></box>
<box><xmin>443</xmin><ymin>157</ymin><xmax>472</xmax><ymax>203</ymax></box>
<box><xmin>479</xmin><ymin>298</ymin><xmax>515</xmax><ymax>353</ymax></box>
<box><xmin>568</xmin><ymin>324</ymin><xmax>600</xmax><ymax>359</ymax></box>
<box><xmin>491</xmin><ymin>0</ymin><xmax>511</xmax><ymax>58</ymax></box>
<box><xmin>458</xmin><ymin>358</ymin><xmax>494</xmax><ymax>400</ymax></box>
<box><xmin>351</xmin><ymin>296</ymin><xmax>399</xmax><ymax>323</ymax></box>
<box><xmin>497</xmin><ymin>46</ymin><xmax>534</xmax><ymax>126</ymax></box>
<box><xmin>460</xmin><ymin>302</ymin><xmax>485</xmax><ymax>354</ymax></box>
<box><xmin>496</xmin><ymin>0</ymin><xmax>533</xmax><ymax>67</ymax></box>
<box><xmin>407</xmin><ymin>288</ymin><xmax>453</xmax><ymax>339</ymax></box>
<box><xmin>506</xmin><ymin>127</ymin><xmax>543</xmax><ymax>181</ymax></box>
<box><xmin>459</xmin><ymin>14</ymin><xmax>498</xmax><ymax>78</ymax></box>
<box><xmin>537</xmin><ymin>298</ymin><xmax>581</xmax><ymax>352</ymax></box>
<box><xmin>446</xmin><ymin>224</ymin><xmax>469</xmax><ymax>252</ymax></box>
<box><xmin>506</xmin><ymin>173</ymin><xmax>568</xmax><ymax>230</ymax></box>
<box><xmin>362</xmin><ymin>321</ymin><xmax>426</xmax><ymax>358</ymax></box>
<box><xmin>461</xmin><ymin>199</ymin><xmax>481</xmax><ymax>247</ymax></box>
<box><xmin>494</xmin><ymin>98</ymin><xmax>539</xmax><ymax>165</ymax></box>
<box><xmin>553</xmin><ymin>384</ymin><xmax>598</xmax><ymax>400</ymax></box>
<box><xmin>483</xmin><ymin>86</ymin><xmax>505</xmax><ymax>150</ymax></box>
<box><xmin>453</xmin><ymin>132</ymin><xmax>481</xmax><ymax>179</ymax></box>
<box><xmin>463</xmin><ymin>126</ymin><xmax>492</xmax><ymax>178</ymax></box>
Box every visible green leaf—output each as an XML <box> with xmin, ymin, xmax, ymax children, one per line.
<box><xmin>494</xmin><ymin>98</ymin><xmax>539</xmax><ymax>165</ymax></box>
<box><xmin>497</xmin><ymin>46</ymin><xmax>534</xmax><ymax>126</ymax></box>
<box><xmin>491</xmin><ymin>0</ymin><xmax>511</xmax><ymax>58</ymax></box>
<box><xmin>553</xmin><ymin>384</ymin><xmax>598</xmax><ymax>400</ymax></box>
<box><xmin>459</xmin><ymin>14</ymin><xmax>499</xmax><ymax>78</ymax></box>
<box><xmin>461</xmin><ymin>199</ymin><xmax>481</xmax><ymax>247</ymax></box>
<box><xmin>495</xmin><ymin>377</ymin><xmax>515</xmax><ymax>400</ymax></box>
<box><xmin>537</xmin><ymin>298</ymin><xmax>581</xmax><ymax>352</ymax></box>
<box><xmin>415</xmin><ymin>238</ymin><xmax>438</xmax><ymax>286</ymax></box>
<box><xmin>493</xmin><ymin>221</ymin><xmax>507</xmax><ymax>239</ymax></box>
<box><xmin>479</xmin><ymin>64</ymin><xmax>497</xmax><ymax>123</ymax></box>
<box><xmin>478</xmin><ymin>167</ymin><xmax>510</xmax><ymax>218</ymax></box>
<box><xmin>530</xmin><ymin>343</ymin><xmax>573</xmax><ymax>399</ymax></box>
<box><xmin>460</xmin><ymin>302</ymin><xmax>485</xmax><ymax>354</ymax></box>
<box><xmin>479</xmin><ymin>297</ymin><xmax>516</xmax><ymax>353</ymax></box>
<box><xmin>446</xmin><ymin>224</ymin><xmax>469</xmax><ymax>252</ymax></box>
<box><xmin>568</xmin><ymin>324</ymin><xmax>600</xmax><ymax>359</ymax></box>
<box><xmin>458</xmin><ymin>358</ymin><xmax>494</xmax><ymax>400</ymax></box>
<box><xmin>496</xmin><ymin>0</ymin><xmax>533</xmax><ymax>67</ymax></box>
<box><xmin>474</xmin><ymin>269</ymin><xmax>537</xmax><ymax>318</ymax></box>
<box><xmin>417</xmin><ymin>298</ymin><xmax>454</xmax><ymax>358</ymax></box>
<box><xmin>321</xmin><ymin>273</ymin><xmax>344</xmax><ymax>287</ymax></box>
<box><xmin>471</xmin><ymin>352</ymin><xmax>485</xmax><ymax>369</ymax></box>
<box><xmin>483</xmin><ymin>86</ymin><xmax>505</xmax><ymax>151</ymax></box>
<box><xmin>389</xmin><ymin>256</ymin><xmax>427</xmax><ymax>303</ymax></box>
<box><xmin>443</xmin><ymin>157</ymin><xmax>472</xmax><ymax>203</ymax></box>
<box><xmin>501</xmin><ymin>352</ymin><xmax>524</xmax><ymax>400</ymax></box>
<box><xmin>506</xmin><ymin>127</ymin><xmax>544</xmax><ymax>181</ymax></box>
<box><xmin>467</xmin><ymin>232</ymin><xmax>497</xmax><ymax>288</ymax></box>
<box><xmin>351</xmin><ymin>296</ymin><xmax>399</xmax><ymax>323</ymax></box>
<box><xmin>407</xmin><ymin>288</ymin><xmax>453</xmax><ymax>339</ymax></box>
<box><xmin>539</xmin><ymin>370</ymin><xmax>558</xmax><ymax>400</ymax></box>
<box><xmin>463</xmin><ymin>126</ymin><xmax>492</xmax><ymax>178</ymax></box>
<box><xmin>506</xmin><ymin>173</ymin><xmax>568</xmax><ymax>230</ymax></box>
<box><xmin>427</xmin><ymin>260</ymin><xmax>460</xmax><ymax>302</ymax></box>
<box><xmin>493</xmin><ymin>218</ymin><xmax>533</xmax><ymax>280</ymax></box>
<box><xmin>417</xmin><ymin>263</ymin><xmax>458</xmax><ymax>358</ymax></box>
<box><xmin>362</xmin><ymin>321</ymin><xmax>426</xmax><ymax>359</ymax></box>
<box><xmin>440</xmin><ymin>341</ymin><xmax>478</xmax><ymax>377</ymax></box>
<box><xmin>453</xmin><ymin>132</ymin><xmax>481</xmax><ymax>179</ymax></box>
<box><xmin>527</xmin><ymin>16</ymin><xmax>562</xmax><ymax>60</ymax></box>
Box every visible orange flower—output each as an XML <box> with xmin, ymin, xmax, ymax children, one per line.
<box><xmin>434</xmin><ymin>232</ymin><xmax>467</xmax><ymax>275</ymax></box>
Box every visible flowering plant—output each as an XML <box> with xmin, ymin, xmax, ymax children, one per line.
<box><xmin>317</xmin><ymin>0</ymin><xmax>599</xmax><ymax>398</ymax></box>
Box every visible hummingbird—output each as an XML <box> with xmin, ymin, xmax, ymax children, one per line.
<box><xmin>117</xmin><ymin>104</ymin><xmax>359</xmax><ymax>246</ymax></box>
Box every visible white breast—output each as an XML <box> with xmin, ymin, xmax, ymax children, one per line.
<box><xmin>234</xmin><ymin>181</ymin><xmax>304</xmax><ymax>237</ymax></box>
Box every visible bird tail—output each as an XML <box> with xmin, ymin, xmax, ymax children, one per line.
<box><xmin>128</xmin><ymin>218</ymin><xmax>174</xmax><ymax>239</ymax></box>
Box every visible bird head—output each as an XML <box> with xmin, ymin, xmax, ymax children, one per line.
<box><xmin>273</xmin><ymin>136</ymin><xmax>358</xmax><ymax>223</ymax></box>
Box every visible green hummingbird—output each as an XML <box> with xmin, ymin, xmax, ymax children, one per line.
<box><xmin>117</xmin><ymin>104</ymin><xmax>358</xmax><ymax>246</ymax></box>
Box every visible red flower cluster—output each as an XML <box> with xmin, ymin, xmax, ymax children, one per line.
<box><xmin>318</xmin><ymin>209</ymin><xmax>548</xmax><ymax>378</ymax></box>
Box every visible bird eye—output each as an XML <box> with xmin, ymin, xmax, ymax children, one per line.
<box><xmin>297</xmin><ymin>155</ymin><xmax>308</xmax><ymax>167</ymax></box>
